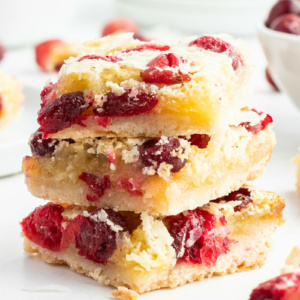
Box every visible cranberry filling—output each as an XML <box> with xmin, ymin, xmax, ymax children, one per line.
<box><xmin>29</xmin><ymin>131</ymin><xmax>75</xmax><ymax>156</ymax></box>
<box><xmin>68</xmin><ymin>209</ymin><xmax>128</xmax><ymax>264</ymax></box>
<box><xmin>93</xmin><ymin>90</ymin><xmax>158</xmax><ymax>117</ymax></box>
<box><xmin>250</xmin><ymin>272</ymin><xmax>300</xmax><ymax>300</ymax></box>
<box><xmin>78</xmin><ymin>55</ymin><xmax>122</xmax><ymax>62</ymax></box>
<box><xmin>116</xmin><ymin>178</ymin><xmax>143</xmax><ymax>196</ymax></box>
<box><xmin>212</xmin><ymin>188</ymin><xmax>253</xmax><ymax>212</ymax></box>
<box><xmin>179</xmin><ymin>134</ymin><xmax>210</xmax><ymax>149</ymax></box>
<box><xmin>165</xmin><ymin>209</ymin><xmax>231</xmax><ymax>267</ymax></box>
<box><xmin>79</xmin><ymin>172</ymin><xmax>111</xmax><ymax>202</ymax></box>
<box><xmin>189</xmin><ymin>36</ymin><xmax>240</xmax><ymax>70</ymax></box>
<box><xmin>21</xmin><ymin>203</ymin><xmax>65</xmax><ymax>252</ymax></box>
<box><xmin>122</xmin><ymin>44</ymin><xmax>170</xmax><ymax>53</ymax></box>
<box><xmin>29</xmin><ymin>131</ymin><xmax>59</xmax><ymax>156</ymax></box>
<box><xmin>240</xmin><ymin>109</ymin><xmax>273</xmax><ymax>134</ymax></box>
<box><xmin>38</xmin><ymin>92</ymin><xmax>90</xmax><ymax>134</ymax></box>
<box><xmin>141</xmin><ymin>53</ymin><xmax>191</xmax><ymax>84</ymax></box>
<box><xmin>139</xmin><ymin>137</ymin><xmax>187</xmax><ymax>173</ymax></box>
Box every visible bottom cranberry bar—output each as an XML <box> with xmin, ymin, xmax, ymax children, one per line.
<box><xmin>21</xmin><ymin>185</ymin><xmax>284</xmax><ymax>294</ymax></box>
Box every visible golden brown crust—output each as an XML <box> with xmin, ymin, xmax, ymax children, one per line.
<box><xmin>112</xmin><ymin>287</ymin><xmax>139</xmax><ymax>300</ymax></box>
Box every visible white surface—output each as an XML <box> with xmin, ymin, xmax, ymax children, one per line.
<box><xmin>258</xmin><ymin>22</ymin><xmax>300</xmax><ymax>111</ymax></box>
<box><xmin>1</xmin><ymin>40</ymin><xmax>300</xmax><ymax>299</ymax></box>
<box><xmin>116</xmin><ymin>0</ymin><xmax>274</xmax><ymax>36</ymax></box>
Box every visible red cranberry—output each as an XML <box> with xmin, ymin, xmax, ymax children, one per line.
<box><xmin>102</xmin><ymin>17</ymin><xmax>139</xmax><ymax>37</ymax></box>
<box><xmin>266</xmin><ymin>68</ymin><xmax>280</xmax><ymax>91</ymax></box>
<box><xmin>21</xmin><ymin>203</ymin><xmax>65</xmax><ymax>252</ymax></box>
<box><xmin>188</xmin><ymin>134</ymin><xmax>211</xmax><ymax>149</ymax></box>
<box><xmin>189</xmin><ymin>36</ymin><xmax>240</xmax><ymax>70</ymax></box>
<box><xmin>78</xmin><ymin>55</ymin><xmax>122</xmax><ymax>62</ymax></box>
<box><xmin>166</xmin><ymin>209</ymin><xmax>231</xmax><ymax>266</ymax></box>
<box><xmin>93</xmin><ymin>90</ymin><xmax>158</xmax><ymax>117</ymax></box>
<box><xmin>270</xmin><ymin>13</ymin><xmax>300</xmax><ymax>34</ymax></box>
<box><xmin>250</xmin><ymin>272</ymin><xmax>300</xmax><ymax>300</ymax></box>
<box><xmin>240</xmin><ymin>110</ymin><xmax>273</xmax><ymax>134</ymax></box>
<box><xmin>69</xmin><ymin>209</ymin><xmax>128</xmax><ymax>264</ymax></box>
<box><xmin>38</xmin><ymin>92</ymin><xmax>90</xmax><ymax>134</ymax></box>
<box><xmin>35</xmin><ymin>39</ymin><xmax>65</xmax><ymax>72</ymax></box>
<box><xmin>79</xmin><ymin>172</ymin><xmax>111</xmax><ymax>202</ymax></box>
<box><xmin>116</xmin><ymin>178</ymin><xmax>143</xmax><ymax>196</ymax></box>
<box><xmin>141</xmin><ymin>53</ymin><xmax>191</xmax><ymax>84</ymax></box>
<box><xmin>139</xmin><ymin>137</ymin><xmax>187</xmax><ymax>173</ymax></box>
<box><xmin>212</xmin><ymin>187</ymin><xmax>253</xmax><ymax>212</ymax></box>
<box><xmin>266</xmin><ymin>0</ymin><xmax>300</xmax><ymax>27</ymax></box>
<box><xmin>122</xmin><ymin>44</ymin><xmax>170</xmax><ymax>53</ymax></box>
<box><xmin>0</xmin><ymin>43</ymin><xmax>5</xmax><ymax>61</ymax></box>
<box><xmin>40</xmin><ymin>82</ymin><xmax>56</xmax><ymax>108</ymax></box>
<box><xmin>29</xmin><ymin>131</ymin><xmax>59</xmax><ymax>156</ymax></box>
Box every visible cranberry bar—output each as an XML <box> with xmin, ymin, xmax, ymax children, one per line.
<box><xmin>23</xmin><ymin>109</ymin><xmax>274</xmax><ymax>215</ymax></box>
<box><xmin>37</xmin><ymin>33</ymin><xmax>251</xmax><ymax>139</ymax></box>
<box><xmin>22</xmin><ymin>185</ymin><xmax>284</xmax><ymax>294</ymax></box>
<box><xmin>0</xmin><ymin>70</ymin><xmax>24</xmax><ymax>130</ymax></box>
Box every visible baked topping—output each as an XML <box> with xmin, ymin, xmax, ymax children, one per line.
<box><xmin>189</xmin><ymin>36</ymin><xmax>240</xmax><ymax>70</ymax></box>
<box><xmin>122</xmin><ymin>44</ymin><xmax>170</xmax><ymax>53</ymax></box>
<box><xmin>240</xmin><ymin>110</ymin><xmax>273</xmax><ymax>134</ymax></box>
<box><xmin>78</xmin><ymin>55</ymin><xmax>122</xmax><ymax>63</ymax></box>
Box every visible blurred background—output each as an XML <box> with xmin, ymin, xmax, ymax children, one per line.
<box><xmin>1</xmin><ymin>0</ymin><xmax>274</xmax><ymax>48</ymax></box>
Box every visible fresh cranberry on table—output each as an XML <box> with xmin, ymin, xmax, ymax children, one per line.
<box><xmin>102</xmin><ymin>17</ymin><xmax>139</xmax><ymax>37</ymax></box>
<box><xmin>35</xmin><ymin>39</ymin><xmax>66</xmax><ymax>72</ymax></box>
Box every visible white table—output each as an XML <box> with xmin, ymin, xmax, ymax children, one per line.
<box><xmin>0</xmin><ymin>40</ymin><xmax>299</xmax><ymax>300</ymax></box>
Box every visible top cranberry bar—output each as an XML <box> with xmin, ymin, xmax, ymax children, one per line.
<box><xmin>38</xmin><ymin>33</ymin><xmax>251</xmax><ymax>139</ymax></box>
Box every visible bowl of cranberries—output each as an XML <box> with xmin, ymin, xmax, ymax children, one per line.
<box><xmin>258</xmin><ymin>0</ymin><xmax>300</xmax><ymax>109</ymax></box>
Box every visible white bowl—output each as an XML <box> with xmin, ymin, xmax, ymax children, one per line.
<box><xmin>258</xmin><ymin>22</ymin><xmax>300</xmax><ymax>110</ymax></box>
<box><xmin>116</xmin><ymin>0</ymin><xmax>274</xmax><ymax>36</ymax></box>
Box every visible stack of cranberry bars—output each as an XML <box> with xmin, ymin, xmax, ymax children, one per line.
<box><xmin>21</xmin><ymin>34</ymin><xmax>284</xmax><ymax>295</ymax></box>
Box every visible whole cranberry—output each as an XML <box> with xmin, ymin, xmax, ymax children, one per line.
<box><xmin>69</xmin><ymin>209</ymin><xmax>128</xmax><ymax>264</ymax></box>
<box><xmin>21</xmin><ymin>203</ymin><xmax>65</xmax><ymax>252</ymax></box>
<box><xmin>102</xmin><ymin>17</ymin><xmax>139</xmax><ymax>37</ymax></box>
<box><xmin>266</xmin><ymin>0</ymin><xmax>293</xmax><ymax>26</ymax></box>
<box><xmin>270</xmin><ymin>13</ymin><xmax>300</xmax><ymax>34</ymax></box>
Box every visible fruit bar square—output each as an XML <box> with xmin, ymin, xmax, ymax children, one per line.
<box><xmin>37</xmin><ymin>33</ymin><xmax>251</xmax><ymax>139</ymax></box>
<box><xmin>21</xmin><ymin>186</ymin><xmax>284</xmax><ymax>294</ymax></box>
<box><xmin>23</xmin><ymin>109</ymin><xmax>274</xmax><ymax>215</ymax></box>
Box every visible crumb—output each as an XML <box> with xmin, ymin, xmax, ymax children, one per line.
<box><xmin>112</xmin><ymin>286</ymin><xmax>139</xmax><ymax>300</ymax></box>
